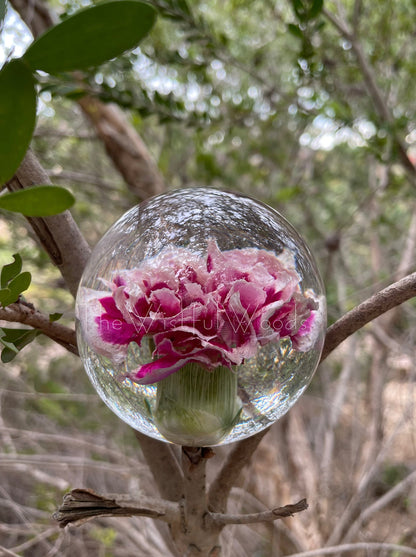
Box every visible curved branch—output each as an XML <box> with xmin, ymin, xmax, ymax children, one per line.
<box><xmin>320</xmin><ymin>272</ymin><xmax>416</xmax><ymax>361</ymax></box>
<box><xmin>0</xmin><ymin>302</ymin><xmax>78</xmax><ymax>355</ymax></box>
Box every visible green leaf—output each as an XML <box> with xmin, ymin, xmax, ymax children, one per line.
<box><xmin>0</xmin><ymin>58</ymin><xmax>37</xmax><ymax>184</ymax></box>
<box><xmin>287</xmin><ymin>23</ymin><xmax>304</xmax><ymax>39</ymax></box>
<box><xmin>49</xmin><ymin>312</ymin><xmax>63</xmax><ymax>322</ymax></box>
<box><xmin>0</xmin><ymin>288</ymin><xmax>12</xmax><ymax>307</ymax></box>
<box><xmin>0</xmin><ymin>185</ymin><xmax>75</xmax><ymax>216</ymax></box>
<box><xmin>23</xmin><ymin>0</ymin><xmax>157</xmax><ymax>74</ymax></box>
<box><xmin>1</xmin><ymin>327</ymin><xmax>34</xmax><ymax>343</ymax></box>
<box><xmin>1</xmin><ymin>254</ymin><xmax>22</xmax><ymax>288</ymax></box>
<box><xmin>0</xmin><ymin>272</ymin><xmax>31</xmax><ymax>306</ymax></box>
<box><xmin>5</xmin><ymin>328</ymin><xmax>39</xmax><ymax>347</ymax></box>
<box><xmin>1</xmin><ymin>346</ymin><xmax>19</xmax><ymax>363</ymax></box>
<box><xmin>309</xmin><ymin>0</ymin><xmax>323</xmax><ymax>19</ymax></box>
<box><xmin>0</xmin><ymin>0</ymin><xmax>7</xmax><ymax>29</ymax></box>
<box><xmin>8</xmin><ymin>271</ymin><xmax>31</xmax><ymax>297</ymax></box>
<box><xmin>0</xmin><ymin>327</ymin><xmax>40</xmax><ymax>362</ymax></box>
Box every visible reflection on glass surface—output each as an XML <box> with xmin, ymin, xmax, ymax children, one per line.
<box><xmin>76</xmin><ymin>188</ymin><xmax>326</xmax><ymax>446</ymax></box>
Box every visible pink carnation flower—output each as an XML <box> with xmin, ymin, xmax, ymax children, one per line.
<box><xmin>78</xmin><ymin>240</ymin><xmax>320</xmax><ymax>385</ymax></box>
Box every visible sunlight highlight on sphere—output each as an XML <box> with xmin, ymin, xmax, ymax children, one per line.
<box><xmin>75</xmin><ymin>188</ymin><xmax>326</xmax><ymax>446</ymax></box>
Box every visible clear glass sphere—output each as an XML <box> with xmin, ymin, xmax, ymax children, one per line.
<box><xmin>75</xmin><ymin>188</ymin><xmax>326</xmax><ymax>446</ymax></box>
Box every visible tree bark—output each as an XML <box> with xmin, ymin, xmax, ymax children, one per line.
<box><xmin>6</xmin><ymin>149</ymin><xmax>91</xmax><ymax>297</ymax></box>
<box><xmin>77</xmin><ymin>96</ymin><xmax>165</xmax><ymax>200</ymax></box>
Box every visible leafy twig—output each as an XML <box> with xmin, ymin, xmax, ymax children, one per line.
<box><xmin>0</xmin><ymin>301</ymin><xmax>78</xmax><ymax>355</ymax></box>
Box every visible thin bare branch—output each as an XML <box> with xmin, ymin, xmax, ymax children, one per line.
<box><xmin>47</xmin><ymin>169</ymin><xmax>117</xmax><ymax>191</ymax></box>
<box><xmin>342</xmin><ymin>469</ymin><xmax>416</xmax><ymax>543</ymax></box>
<box><xmin>320</xmin><ymin>338</ymin><xmax>356</xmax><ymax>494</ymax></box>
<box><xmin>9</xmin><ymin>526</ymin><xmax>60</xmax><ymax>554</ymax></box>
<box><xmin>53</xmin><ymin>488</ymin><xmax>179</xmax><ymax>528</ymax></box>
<box><xmin>0</xmin><ymin>546</ymin><xmax>21</xmax><ymax>557</ymax></box>
<box><xmin>326</xmin><ymin>390</ymin><xmax>416</xmax><ymax>546</ymax></box>
<box><xmin>289</xmin><ymin>542</ymin><xmax>416</xmax><ymax>557</ymax></box>
<box><xmin>321</xmin><ymin>272</ymin><xmax>416</xmax><ymax>361</ymax></box>
<box><xmin>208</xmin><ymin>498</ymin><xmax>307</xmax><ymax>526</ymax></box>
<box><xmin>0</xmin><ymin>301</ymin><xmax>78</xmax><ymax>355</ymax></box>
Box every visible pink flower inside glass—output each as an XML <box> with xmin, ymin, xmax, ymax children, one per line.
<box><xmin>76</xmin><ymin>188</ymin><xmax>326</xmax><ymax>446</ymax></box>
<box><xmin>80</xmin><ymin>239</ymin><xmax>320</xmax><ymax>385</ymax></box>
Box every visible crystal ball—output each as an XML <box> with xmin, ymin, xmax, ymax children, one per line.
<box><xmin>75</xmin><ymin>188</ymin><xmax>326</xmax><ymax>446</ymax></box>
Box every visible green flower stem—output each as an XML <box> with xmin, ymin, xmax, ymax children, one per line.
<box><xmin>154</xmin><ymin>363</ymin><xmax>242</xmax><ymax>447</ymax></box>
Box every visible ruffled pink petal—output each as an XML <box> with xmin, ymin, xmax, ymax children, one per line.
<box><xmin>132</xmin><ymin>356</ymin><xmax>193</xmax><ymax>384</ymax></box>
<box><xmin>76</xmin><ymin>288</ymin><xmax>129</xmax><ymax>364</ymax></box>
<box><xmin>149</xmin><ymin>287</ymin><xmax>181</xmax><ymax>316</ymax></box>
<box><xmin>79</xmin><ymin>239</ymin><xmax>322</xmax><ymax>380</ymax></box>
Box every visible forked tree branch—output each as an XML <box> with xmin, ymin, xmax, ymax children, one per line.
<box><xmin>53</xmin><ymin>486</ymin><xmax>307</xmax><ymax>532</ymax></box>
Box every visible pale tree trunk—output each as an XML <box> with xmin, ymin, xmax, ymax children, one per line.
<box><xmin>9</xmin><ymin>0</ymin><xmax>165</xmax><ymax>201</ymax></box>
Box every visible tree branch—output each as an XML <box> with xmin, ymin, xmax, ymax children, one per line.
<box><xmin>209</xmin><ymin>271</ymin><xmax>416</xmax><ymax>513</ymax></box>
<box><xmin>169</xmin><ymin>447</ymin><xmax>222</xmax><ymax>556</ymax></box>
<box><xmin>208</xmin><ymin>427</ymin><xmax>269</xmax><ymax>513</ymax></box>
<box><xmin>5</xmin><ymin>149</ymin><xmax>185</xmax><ymax>511</ymax></box>
<box><xmin>320</xmin><ymin>272</ymin><xmax>416</xmax><ymax>361</ymax></box>
<box><xmin>6</xmin><ymin>149</ymin><xmax>91</xmax><ymax>297</ymax></box>
<box><xmin>289</xmin><ymin>542</ymin><xmax>416</xmax><ymax>557</ymax></box>
<box><xmin>53</xmin><ymin>488</ymin><xmax>179</xmax><ymax>528</ymax></box>
<box><xmin>342</xmin><ymin>469</ymin><xmax>416</xmax><ymax>543</ymax></box>
<box><xmin>0</xmin><ymin>301</ymin><xmax>78</xmax><ymax>355</ymax></box>
<box><xmin>208</xmin><ymin>498</ymin><xmax>308</xmax><ymax>526</ymax></box>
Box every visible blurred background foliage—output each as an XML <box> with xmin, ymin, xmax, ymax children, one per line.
<box><xmin>1</xmin><ymin>0</ymin><xmax>416</xmax><ymax>555</ymax></box>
